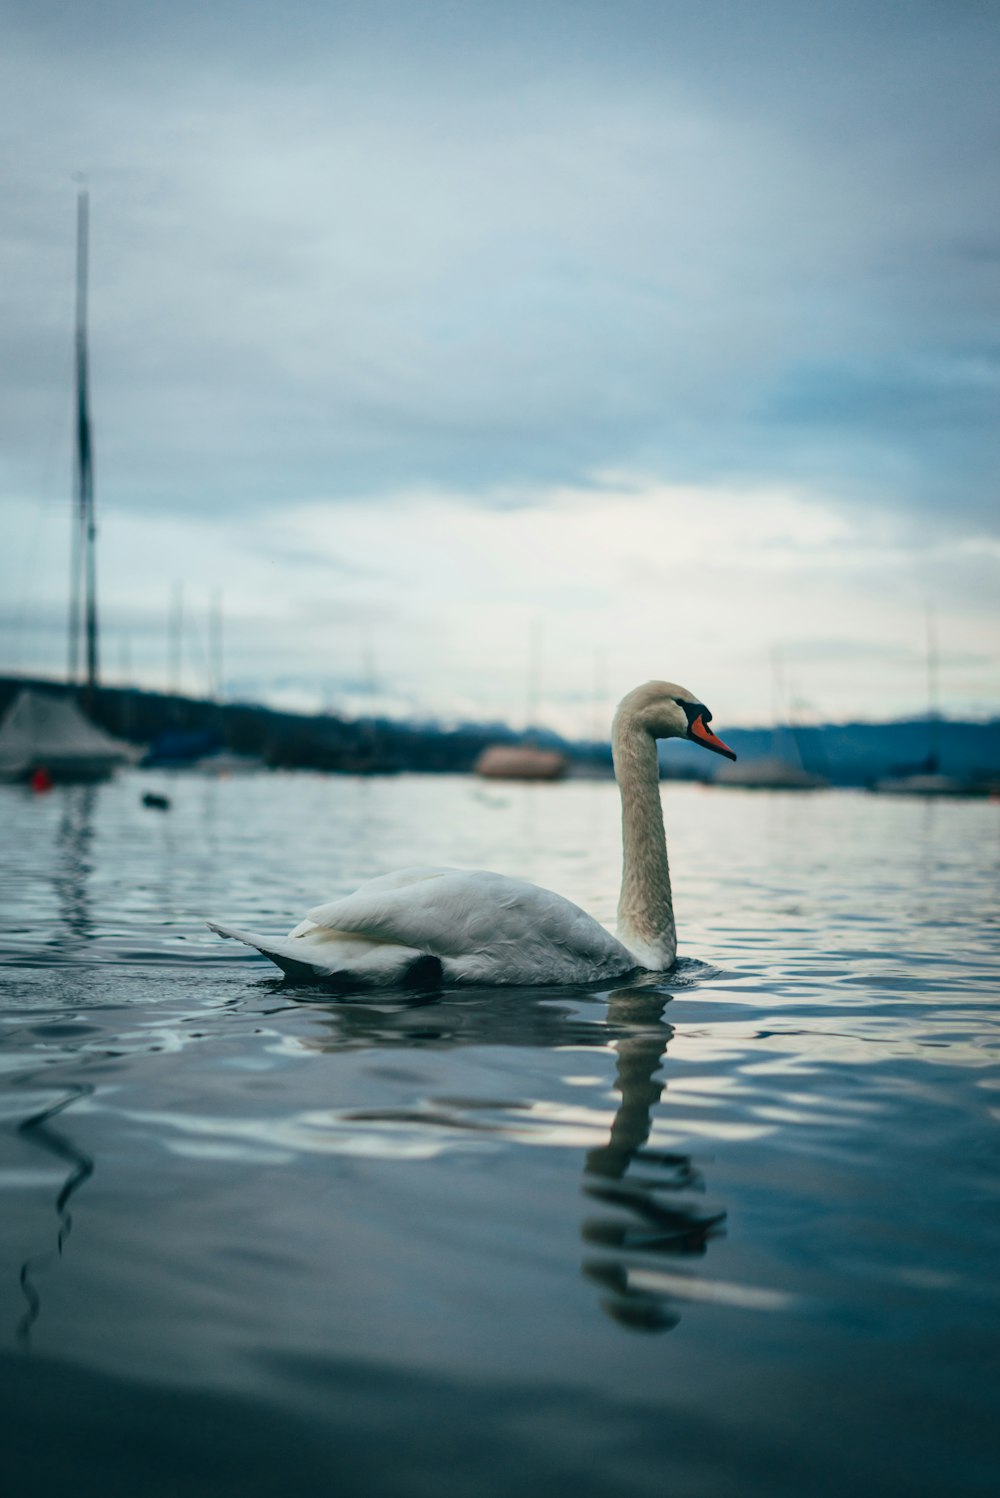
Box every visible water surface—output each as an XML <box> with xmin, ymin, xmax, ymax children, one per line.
<box><xmin>2</xmin><ymin>772</ymin><xmax>998</xmax><ymax>1497</ymax></box>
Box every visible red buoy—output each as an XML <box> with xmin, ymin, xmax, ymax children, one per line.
<box><xmin>30</xmin><ymin>767</ymin><xmax>54</xmax><ymax>793</ymax></box>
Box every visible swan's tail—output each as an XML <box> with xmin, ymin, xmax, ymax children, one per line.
<box><xmin>207</xmin><ymin>921</ymin><xmax>443</xmax><ymax>992</ymax></box>
<box><xmin>207</xmin><ymin>921</ymin><xmax>337</xmax><ymax>981</ymax></box>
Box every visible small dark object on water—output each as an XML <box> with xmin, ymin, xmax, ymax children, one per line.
<box><xmin>30</xmin><ymin>767</ymin><xmax>54</xmax><ymax>793</ymax></box>
<box><xmin>142</xmin><ymin>792</ymin><xmax>171</xmax><ymax>811</ymax></box>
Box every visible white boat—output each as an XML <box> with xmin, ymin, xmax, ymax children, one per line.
<box><xmin>710</xmin><ymin>652</ymin><xmax>830</xmax><ymax>790</ymax></box>
<box><xmin>3</xmin><ymin>191</ymin><xmax>139</xmax><ymax>784</ymax></box>
<box><xmin>712</xmin><ymin>754</ymin><xmax>828</xmax><ymax>790</ymax></box>
<box><xmin>0</xmin><ymin>688</ymin><xmax>134</xmax><ymax>782</ymax></box>
<box><xmin>872</xmin><ymin>770</ymin><xmax>974</xmax><ymax>797</ymax></box>
<box><xmin>871</xmin><ymin>608</ymin><xmax>976</xmax><ymax>796</ymax></box>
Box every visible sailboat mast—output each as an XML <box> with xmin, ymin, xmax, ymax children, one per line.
<box><xmin>67</xmin><ymin>467</ymin><xmax>82</xmax><ymax>683</ymax></box>
<box><xmin>68</xmin><ymin>195</ymin><xmax>84</xmax><ymax>686</ymax></box>
<box><xmin>209</xmin><ymin>587</ymin><xmax>224</xmax><ymax>702</ymax></box>
<box><xmin>926</xmin><ymin>602</ymin><xmax>939</xmax><ymax>770</ymax></box>
<box><xmin>72</xmin><ymin>189</ymin><xmax>99</xmax><ymax>709</ymax></box>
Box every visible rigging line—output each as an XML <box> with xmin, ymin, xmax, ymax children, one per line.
<box><xmin>185</xmin><ymin>604</ymin><xmax>217</xmax><ymax>701</ymax></box>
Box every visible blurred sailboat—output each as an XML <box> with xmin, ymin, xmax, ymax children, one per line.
<box><xmin>474</xmin><ymin>743</ymin><xmax>568</xmax><ymax>781</ymax></box>
<box><xmin>712</xmin><ymin>653</ymin><xmax>828</xmax><ymax>790</ymax></box>
<box><xmin>0</xmin><ymin>192</ymin><xmax>133</xmax><ymax>782</ymax></box>
<box><xmin>872</xmin><ymin>608</ymin><xmax>970</xmax><ymax>795</ymax></box>
<box><xmin>474</xmin><ymin>620</ymin><xmax>568</xmax><ymax>781</ymax></box>
<box><xmin>0</xmin><ymin>688</ymin><xmax>132</xmax><ymax>783</ymax></box>
<box><xmin>713</xmin><ymin>752</ymin><xmax>827</xmax><ymax>790</ymax></box>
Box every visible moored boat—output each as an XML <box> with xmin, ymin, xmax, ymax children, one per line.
<box><xmin>473</xmin><ymin>744</ymin><xmax>568</xmax><ymax>781</ymax></box>
<box><xmin>0</xmin><ymin>688</ymin><xmax>134</xmax><ymax>783</ymax></box>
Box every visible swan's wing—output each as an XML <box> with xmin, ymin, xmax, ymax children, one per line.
<box><xmin>303</xmin><ymin>867</ymin><xmax>632</xmax><ymax>980</ymax></box>
<box><xmin>285</xmin><ymin>867</ymin><xmax>461</xmax><ymax>938</ymax></box>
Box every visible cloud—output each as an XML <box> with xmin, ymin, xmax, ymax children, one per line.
<box><xmin>4</xmin><ymin>474</ymin><xmax>998</xmax><ymax>728</ymax></box>
<box><xmin>2</xmin><ymin>2</ymin><xmax>999</xmax><ymax>723</ymax></box>
<box><xmin>0</xmin><ymin>0</ymin><xmax>998</xmax><ymax>537</ymax></box>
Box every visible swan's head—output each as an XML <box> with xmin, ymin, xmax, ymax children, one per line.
<box><xmin>614</xmin><ymin>680</ymin><xmax>737</xmax><ymax>760</ymax></box>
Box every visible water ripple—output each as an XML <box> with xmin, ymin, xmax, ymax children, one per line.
<box><xmin>1</xmin><ymin>773</ymin><xmax>999</xmax><ymax>1495</ymax></box>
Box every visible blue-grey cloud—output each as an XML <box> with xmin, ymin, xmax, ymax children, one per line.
<box><xmin>0</xmin><ymin>0</ymin><xmax>998</xmax><ymax>538</ymax></box>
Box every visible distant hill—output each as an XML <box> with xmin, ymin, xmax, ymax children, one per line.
<box><xmin>0</xmin><ymin>675</ymin><xmax>551</xmax><ymax>777</ymax></box>
<box><xmin>1</xmin><ymin>675</ymin><xmax>998</xmax><ymax>784</ymax></box>
<box><xmin>661</xmin><ymin>719</ymin><xmax>1000</xmax><ymax>784</ymax></box>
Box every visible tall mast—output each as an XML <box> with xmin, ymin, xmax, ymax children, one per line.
<box><xmin>926</xmin><ymin>602</ymin><xmax>939</xmax><ymax>771</ymax></box>
<box><xmin>67</xmin><ymin>194</ymin><xmax>84</xmax><ymax>686</ymax></box>
<box><xmin>169</xmin><ymin>582</ymin><xmax>184</xmax><ymax>695</ymax></box>
<box><xmin>209</xmin><ymin>588</ymin><xmax>224</xmax><ymax>701</ymax></box>
<box><xmin>70</xmin><ymin>189</ymin><xmax>99</xmax><ymax>708</ymax></box>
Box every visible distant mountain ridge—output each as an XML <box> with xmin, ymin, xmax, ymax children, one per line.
<box><xmin>660</xmin><ymin>720</ymin><xmax>1000</xmax><ymax>784</ymax></box>
<box><xmin>1</xmin><ymin>675</ymin><xmax>998</xmax><ymax>785</ymax></box>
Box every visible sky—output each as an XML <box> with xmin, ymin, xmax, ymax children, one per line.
<box><xmin>1</xmin><ymin>0</ymin><xmax>999</xmax><ymax>733</ymax></box>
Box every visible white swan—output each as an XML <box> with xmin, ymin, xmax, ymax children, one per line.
<box><xmin>209</xmin><ymin>680</ymin><xmax>735</xmax><ymax>989</ymax></box>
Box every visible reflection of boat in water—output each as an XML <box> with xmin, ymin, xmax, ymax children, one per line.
<box><xmin>0</xmin><ymin>687</ymin><xmax>133</xmax><ymax>783</ymax></box>
<box><xmin>14</xmin><ymin>783</ymin><xmax>98</xmax><ymax>1346</ymax></box>
<box><xmin>16</xmin><ymin>1083</ymin><xmax>95</xmax><ymax>1350</ymax></box>
<box><xmin>473</xmin><ymin>744</ymin><xmax>568</xmax><ymax>781</ymax></box>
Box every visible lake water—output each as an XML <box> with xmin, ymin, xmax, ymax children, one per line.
<box><xmin>1</xmin><ymin>771</ymin><xmax>998</xmax><ymax>1498</ymax></box>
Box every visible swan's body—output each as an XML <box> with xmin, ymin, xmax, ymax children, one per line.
<box><xmin>211</xmin><ymin>866</ymin><xmax>634</xmax><ymax>987</ymax></box>
<box><xmin>209</xmin><ymin>681</ymin><xmax>735</xmax><ymax>990</ymax></box>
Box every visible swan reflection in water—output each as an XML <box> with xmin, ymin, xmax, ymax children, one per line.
<box><xmin>581</xmin><ymin>987</ymin><xmax>725</xmax><ymax>1332</ymax></box>
<box><xmin>301</xmin><ymin>976</ymin><xmax>725</xmax><ymax>1335</ymax></box>
<box><xmin>11</xmin><ymin>975</ymin><xmax>724</xmax><ymax>1347</ymax></box>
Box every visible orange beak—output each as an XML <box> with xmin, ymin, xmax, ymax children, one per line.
<box><xmin>688</xmin><ymin>714</ymin><xmax>737</xmax><ymax>761</ymax></box>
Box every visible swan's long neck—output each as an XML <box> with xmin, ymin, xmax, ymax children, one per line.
<box><xmin>612</xmin><ymin>708</ymin><xmax>676</xmax><ymax>970</ymax></box>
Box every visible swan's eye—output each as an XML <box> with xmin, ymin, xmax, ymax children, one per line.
<box><xmin>678</xmin><ymin>700</ymin><xmax>709</xmax><ymax>729</ymax></box>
